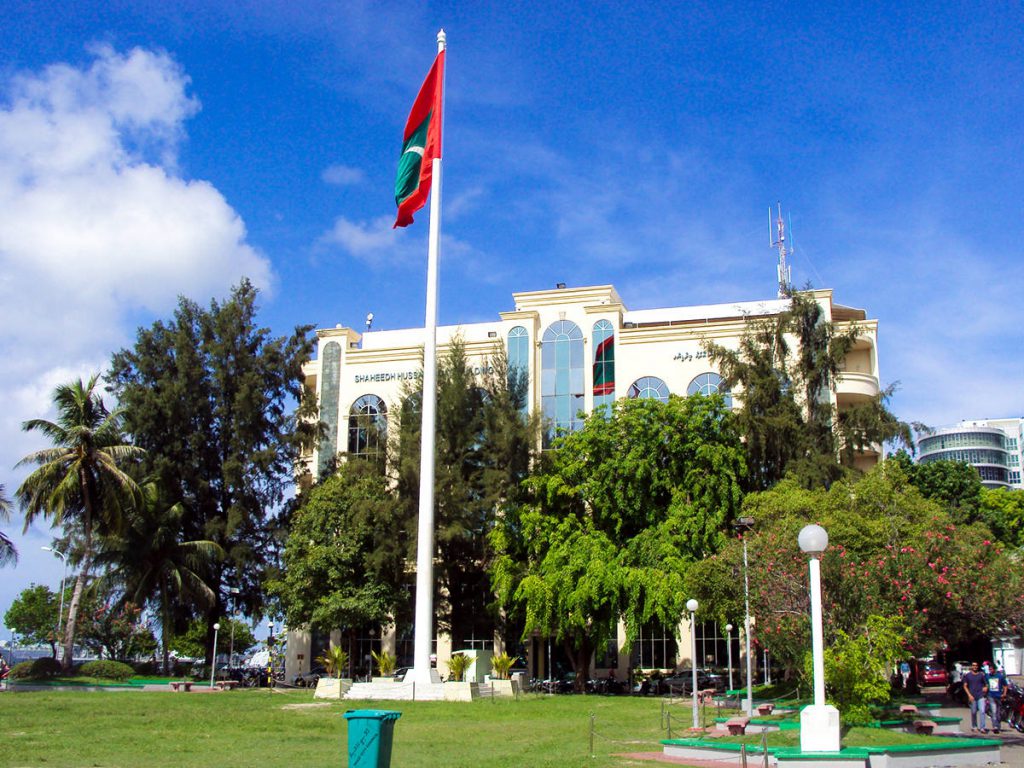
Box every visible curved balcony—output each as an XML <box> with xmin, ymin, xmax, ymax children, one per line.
<box><xmin>836</xmin><ymin>371</ymin><xmax>880</xmax><ymax>404</ymax></box>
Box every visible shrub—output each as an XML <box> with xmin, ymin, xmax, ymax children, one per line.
<box><xmin>132</xmin><ymin>660</ymin><xmax>161</xmax><ymax>675</ymax></box>
<box><xmin>371</xmin><ymin>650</ymin><xmax>397</xmax><ymax>677</ymax></box>
<box><xmin>78</xmin><ymin>660</ymin><xmax>135</xmax><ymax>681</ymax></box>
<box><xmin>31</xmin><ymin>657</ymin><xmax>63</xmax><ymax>678</ymax></box>
<box><xmin>446</xmin><ymin>653</ymin><xmax>472</xmax><ymax>682</ymax></box>
<box><xmin>491</xmin><ymin>652</ymin><xmax>516</xmax><ymax>680</ymax></box>
<box><xmin>8</xmin><ymin>661</ymin><xmax>35</xmax><ymax>679</ymax></box>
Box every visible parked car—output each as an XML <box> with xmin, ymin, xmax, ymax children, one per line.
<box><xmin>918</xmin><ymin>659</ymin><xmax>948</xmax><ymax>686</ymax></box>
<box><xmin>293</xmin><ymin>664</ymin><xmax>326</xmax><ymax>687</ymax></box>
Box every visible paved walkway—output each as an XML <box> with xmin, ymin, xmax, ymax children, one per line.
<box><xmin>919</xmin><ymin>685</ymin><xmax>1024</xmax><ymax>766</ymax></box>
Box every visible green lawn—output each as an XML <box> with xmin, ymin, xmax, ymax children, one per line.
<box><xmin>0</xmin><ymin>689</ymin><xmax>670</xmax><ymax>767</ymax></box>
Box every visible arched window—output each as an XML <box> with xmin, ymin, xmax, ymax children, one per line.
<box><xmin>592</xmin><ymin>320</ymin><xmax>615</xmax><ymax>414</ymax></box>
<box><xmin>507</xmin><ymin>326</ymin><xmax>530</xmax><ymax>414</ymax></box>
<box><xmin>348</xmin><ymin>394</ymin><xmax>387</xmax><ymax>463</ymax></box>
<box><xmin>687</xmin><ymin>372</ymin><xmax>732</xmax><ymax>408</ymax></box>
<box><xmin>541</xmin><ymin>320</ymin><xmax>584</xmax><ymax>446</ymax></box>
<box><xmin>627</xmin><ymin>376</ymin><xmax>669</xmax><ymax>402</ymax></box>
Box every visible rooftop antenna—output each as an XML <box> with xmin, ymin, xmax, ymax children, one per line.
<box><xmin>769</xmin><ymin>202</ymin><xmax>793</xmax><ymax>297</ymax></box>
<box><xmin>365</xmin><ymin>312</ymin><xmax>374</xmax><ymax>331</ymax></box>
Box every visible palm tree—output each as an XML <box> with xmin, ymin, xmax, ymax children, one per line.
<box><xmin>94</xmin><ymin>481</ymin><xmax>223</xmax><ymax>674</ymax></box>
<box><xmin>16</xmin><ymin>374</ymin><xmax>144</xmax><ymax>670</ymax></box>
<box><xmin>0</xmin><ymin>484</ymin><xmax>16</xmax><ymax>567</ymax></box>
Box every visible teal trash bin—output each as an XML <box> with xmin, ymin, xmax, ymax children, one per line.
<box><xmin>343</xmin><ymin>709</ymin><xmax>402</xmax><ymax>768</ymax></box>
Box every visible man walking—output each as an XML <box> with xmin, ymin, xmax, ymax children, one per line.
<box><xmin>963</xmin><ymin>661</ymin><xmax>989</xmax><ymax>733</ymax></box>
<box><xmin>986</xmin><ymin>662</ymin><xmax>1008</xmax><ymax>734</ymax></box>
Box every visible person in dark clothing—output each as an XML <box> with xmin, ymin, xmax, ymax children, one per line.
<box><xmin>963</xmin><ymin>661</ymin><xmax>990</xmax><ymax>733</ymax></box>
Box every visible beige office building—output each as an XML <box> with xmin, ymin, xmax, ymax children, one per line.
<box><xmin>286</xmin><ymin>284</ymin><xmax>883</xmax><ymax>683</ymax></box>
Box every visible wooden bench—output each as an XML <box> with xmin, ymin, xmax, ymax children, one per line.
<box><xmin>725</xmin><ymin>716</ymin><xmax>750</xmax><ymax>735</ymax></box>
<box><xmin>757</xmin><ymin>703</ymin><xmax>774</xmax><ymax>716</ymax></box>
<box><xmin>900</xmin><ymin>704</ymin><xmax>918</xmax><ymax>714</ymax></box>
<box><xmin>913</xmin><ymin>719</ymin><xmax>936</xmax><ymax>735</ymax></box>
<box><xmin>169</xmin><ymin>681</ymin><xmax>193</xmax><ymax>692</ymax></box>
<box><xmin>215</xmin><ymin>680</ymin><xmax>239</xmax><ymax>690</ymax></box>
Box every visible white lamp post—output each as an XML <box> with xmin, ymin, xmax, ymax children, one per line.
<box><xmin>227</xmin><ymin>586</ymin><xmax>239</xmax><ymax>668</ymax></box>
<box><xmin>734</xmin><ymin>516</ymin><xmax>755</xmax><ymax>714</ymax></box>
<box><xmin>687</xmin><ymin>598</ymin><xmax>699</xmax><ymax>729</ymax></box>
<box><xmin>211</xmin><ymin>623</ymin><xmax>220</xmax><ymax>688</ymax></box>
<box><xmin>725</xmin><ymin>623</ymin><xmax>734</xmax><ymax>693</ymax></box>
<box><xmin>41</xmin><ymin>547</ymin><xmax>68</xmax><ymax>660</ymax></box>
<box><xmin>798</xmin><ymin>524</ymin><xmax>840</xmax><ymax>751</ymax></box>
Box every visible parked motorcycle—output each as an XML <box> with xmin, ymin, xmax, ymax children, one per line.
<box><xmin>1001</xmin><ymin>681</ymin><xmax>1024</xmax><ymax>733</ymax></box>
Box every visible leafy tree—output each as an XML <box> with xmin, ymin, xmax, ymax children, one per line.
<box><xmin>688</xmin><ymin>463</ymin><xmax>1023</xmax><ymax>679</ymax></box>
<box><xmin>107</xmin><ymin>280</ymin><xmax>315</xmax><ymax>662</ymax></box>
<box><xmin>706</xmin><ymin>290</ymin><xmax>910</xmax><ymax>491</ymax></box>
<box><xmin>168</xmin><ymin>617</ymin><xmax>256</xmax><ymax>661</ymax></box>
<box><xmin>93</xmin><ymin>481</ymin><xmax>222</xmax><ymax>673</ymax></box>
<box><xmin>978</xmin><ymin>487</ymin><xmax>1024</xmax><ymax>548</ymax></box>
<box><xmin>77</xmin><ymin>599</ymin><xmax>157</xmax><ymax>661</ymax></box>
<box><xmin>4</xmin><ymin>585</ymin><xmax>61</xmax><ymax>657</ymax></box>
<box><xmin>492</xmin><ymin>394</ymin><xmax>745</xmax><ymax>691</ymax></box>
<box><xmin>817</xmin><ymin>614</ymin><xmax>908</xmax><ymax>725</ymax></box>
<box><xmin>395</xmin><ymin>339</ymin><xmax>538</xmax><ymax>648</ymax></box>
<box><xmin>16</xmin><ymin>375</ymin><xmax>144</xmax><ymax>670</ymax></box>
<box><xmin>0</xmin><ymin>484</ymin><xmax>15</xmax><ymax>567</ymax></box>
<box><xmin>270</xmin><ymin>460</ymin><xmax>408</xmax><ymax>667</ymax></box>
<box><xmin>890</xmin><ymin>451</ymin><xmax>984</xmax><ymax>524</ymax></box>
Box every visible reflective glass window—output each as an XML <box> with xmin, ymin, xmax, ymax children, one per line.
<box><xmin>348</xmin><ymin>394</ymin><xmax>387</xmax><ymax>464</ymax></box>
<box><xmin>592</xmin><ymin>320</ymin><xmax>615</xmax><ymax>414</ymax></box>
<box><xmin>687</xmin><ymin>372</ymin><xmax>733</xmax><ymax>408</ymax></box>
<box><xmin>541</xmin><ymin>320</ymin><xmax>585</xmax><ymax>446</ymax></box>
<box><xmin>627</xmin><ymin>376</ymin><xmax>669</xmax><ymax>403</ymax></box>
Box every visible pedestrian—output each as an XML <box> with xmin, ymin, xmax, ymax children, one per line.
<box><xmin>899</xmin><ymin>660</ymin><xmax>911</xmax><ymax>689</ymax></box>
<box><xmin>986</xmin><ymin>662</ymin><xmax>1008</xmax><ymax>734</ymax></box>
<box><xmin>963</xmin><ymin>661</ymin><xmax>989</xmax><ymax>733</ymax></box>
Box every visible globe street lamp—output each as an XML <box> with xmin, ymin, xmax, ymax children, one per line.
<box><xmin>41</xmin><ymin>547</ymin><xmax>68</xmax><ymax>660</ymax></box>
<box><xmin>211</xmin><ymin>623</ymin><xmax>220</xmax><ymax>688</ymax></box>
<box><xmin>725</xmin><ymin>623</ymin><xmax>734</xmax><ymax>693</ymax></box>
<box><xmin>687</xmin><ymin>598</ymin><xmax>699</xmax><ymax>729</ymax></box>
<box><xmin>798</xmin><ymin>524</ymin><xmax>840</xmax><ymax>751</ymax></box>
<box><xmin>733</xmin><ymin>516</ymin><xmax>755</xmax><ymax>714</ymax></box>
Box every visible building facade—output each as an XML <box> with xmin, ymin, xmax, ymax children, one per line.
<box><xmin>286</xmin><ymin>284</ymin><xmax>883</xmax><ymax>682</ymax></box>
<box><xmin>917</xmin><ymin>418</ymin><xmax>1024</xmax><ymax>489</ymax></box>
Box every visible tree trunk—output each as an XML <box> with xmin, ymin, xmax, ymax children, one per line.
<box><xmin>61</xmin><ymin>558</ymin><xmax>91</xmax><ymax>673</ymax></box>
<box><xmin>567</xmin><ymin>636</ymin><xmax>594</xmax><ymax>694</ymax></box>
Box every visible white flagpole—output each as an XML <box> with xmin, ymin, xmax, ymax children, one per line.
<box><xmin>411</xmin><ymin>28</ymin><xmax>446</xmax><ymax>689</ymax></box>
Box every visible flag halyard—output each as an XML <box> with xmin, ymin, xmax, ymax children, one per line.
<box><xmin>394</xmin><ymin>50</ymin><xmax>445</xmax><ymax>228</ymax></box>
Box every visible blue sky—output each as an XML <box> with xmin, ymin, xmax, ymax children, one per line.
<box><xmin>2</xmin><ymin>1</ymin><xmax>1022</xmax><ymax>630</ymax></box>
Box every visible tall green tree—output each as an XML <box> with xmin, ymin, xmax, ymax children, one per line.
<box><xmin>107</xmin><ymin>280</ymin><xmax>315</xmax><ymax>662</ymax></box>
<box><xmin>0</xmin><ymin>484</ymin><xmax>15</xmax><ymax>567</ymax></box>
<box><xmin>94</xmin><ymin>481</ymin><xmax>222</xmax><ymax>673</ymax></box>
<box><xmin>395</xmin><ymin>339</ymin><xmax>539</xmax><ymax>647</ymax></box>
<box><xmin>890</xmin><ymin>451</ymin><xmax>984</xmax><ymax>524</ymax></box>
<box><xmin>16</xmin><ymin>375</ymin><xmax>144</xmax><ymax>670</ymax></box>
<box><xmin>4</xmin><ymin>584</ymin><xmax>61</xmax><ymax>657</ymax></box>
<box><xmin>271</xmin><ymin>460</ymin><xmax>408</xmax><ymax>669</ymax></box>
<box><xmin>492</xmin><ymin>394</ymin><xmax>745</xmax><ymax>691</ymax></box>
<box><xmin>706</xmin><ymin>290</ymin><xmax>910</xmax><ymax>491</ymax></box>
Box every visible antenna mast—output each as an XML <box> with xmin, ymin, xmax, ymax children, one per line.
<box><xmin>769</xmin><ymin>202</ymin><xmax>792</xmax><ymax>297</ymax></box>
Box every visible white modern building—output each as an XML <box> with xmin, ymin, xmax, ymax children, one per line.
<box><xmin>917</xmin><ymin>418</ymin><xmax>1024</xmax><ymax>489</ymax></box>
<box><xmin>286</xmin><ymin>283</ymin><xmax>884</xmax><ymax>683</ymax></box>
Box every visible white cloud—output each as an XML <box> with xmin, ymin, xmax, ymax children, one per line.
<box><xmin>0</xmin><ymin>44</ymin><xmax>274</xmax><ymax>585</ymax></box>
<box><xmin>321</xmin><ymin>164</ymin><xmax>365</xmax><ymax>186</ymax></box>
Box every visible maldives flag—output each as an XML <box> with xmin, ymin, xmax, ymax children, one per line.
<box><xmin>393</xmin><ymin>50</ymin><xmax>446</xmax><ymax>228</ymax></box>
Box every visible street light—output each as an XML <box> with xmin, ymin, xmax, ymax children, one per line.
<box><xmin>725</xmin><ymin>623</ymin><xmax>734</xmax><ymax>693</ymax></box>
<box><xmin>211</xmin><ymin>622</ymin><xmax>221</xmax><ymax>688</ymax></box>
<box><xmin>687</xmin><ymin>598</ymin><xmax>699</xmax><ymax>729</ymax></box>
<box><xmin>41</xmin><ymin>547</ymin><xmax>68</xmax><ymax>661</ymax></box>
<box><xmin>798</xmin><ymin>524</ymin><xmax>840</xmax><ymax>751</ymax></box>
<box><xmin>733</xmin><ymin>516</ymin><xmax>755</xmax><ymax>715</ymax></box>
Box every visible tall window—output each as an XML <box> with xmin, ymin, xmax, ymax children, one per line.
<box><xmin>592</xmin><ymin>319</ymin><xmax>615</xmax><ymax>414</ymax></box>
<box><xmin>687</xmin><ymin>372</ymin><xmax>732</xmax><ymax>408</ymax></box>
<box><xmin>507</xmin><ymin>326</ymin><xmax>530</xmax><ymax>414</ymax></box>
<box><xmin>541</xmin><ymin>320</ymin><xmax>584</xmax><ymax>446</ymax></box>
<box><xmin>627</xmin><ymin>376</ymin><xmax>669</xmax><ymax>402</ymax></box>
<box><xmin>348</xmin><ymin>394</ymin><xmax>387</xmax><ymax>464</ymax></box>
<box><xmin>635</xmin><ymin>621</ymin><xmax>678</xmax><ymax>669</ymax></box>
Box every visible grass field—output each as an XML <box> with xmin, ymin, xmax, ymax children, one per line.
<box><xmin>0</xmin><ymin>688</ymin><xmax>673</xmax><ymax>767</ymax></box>
<box><xmin>0</xmin><ymin>688</ymin><xmax>958</xmax><ymax>768</ymax></box>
